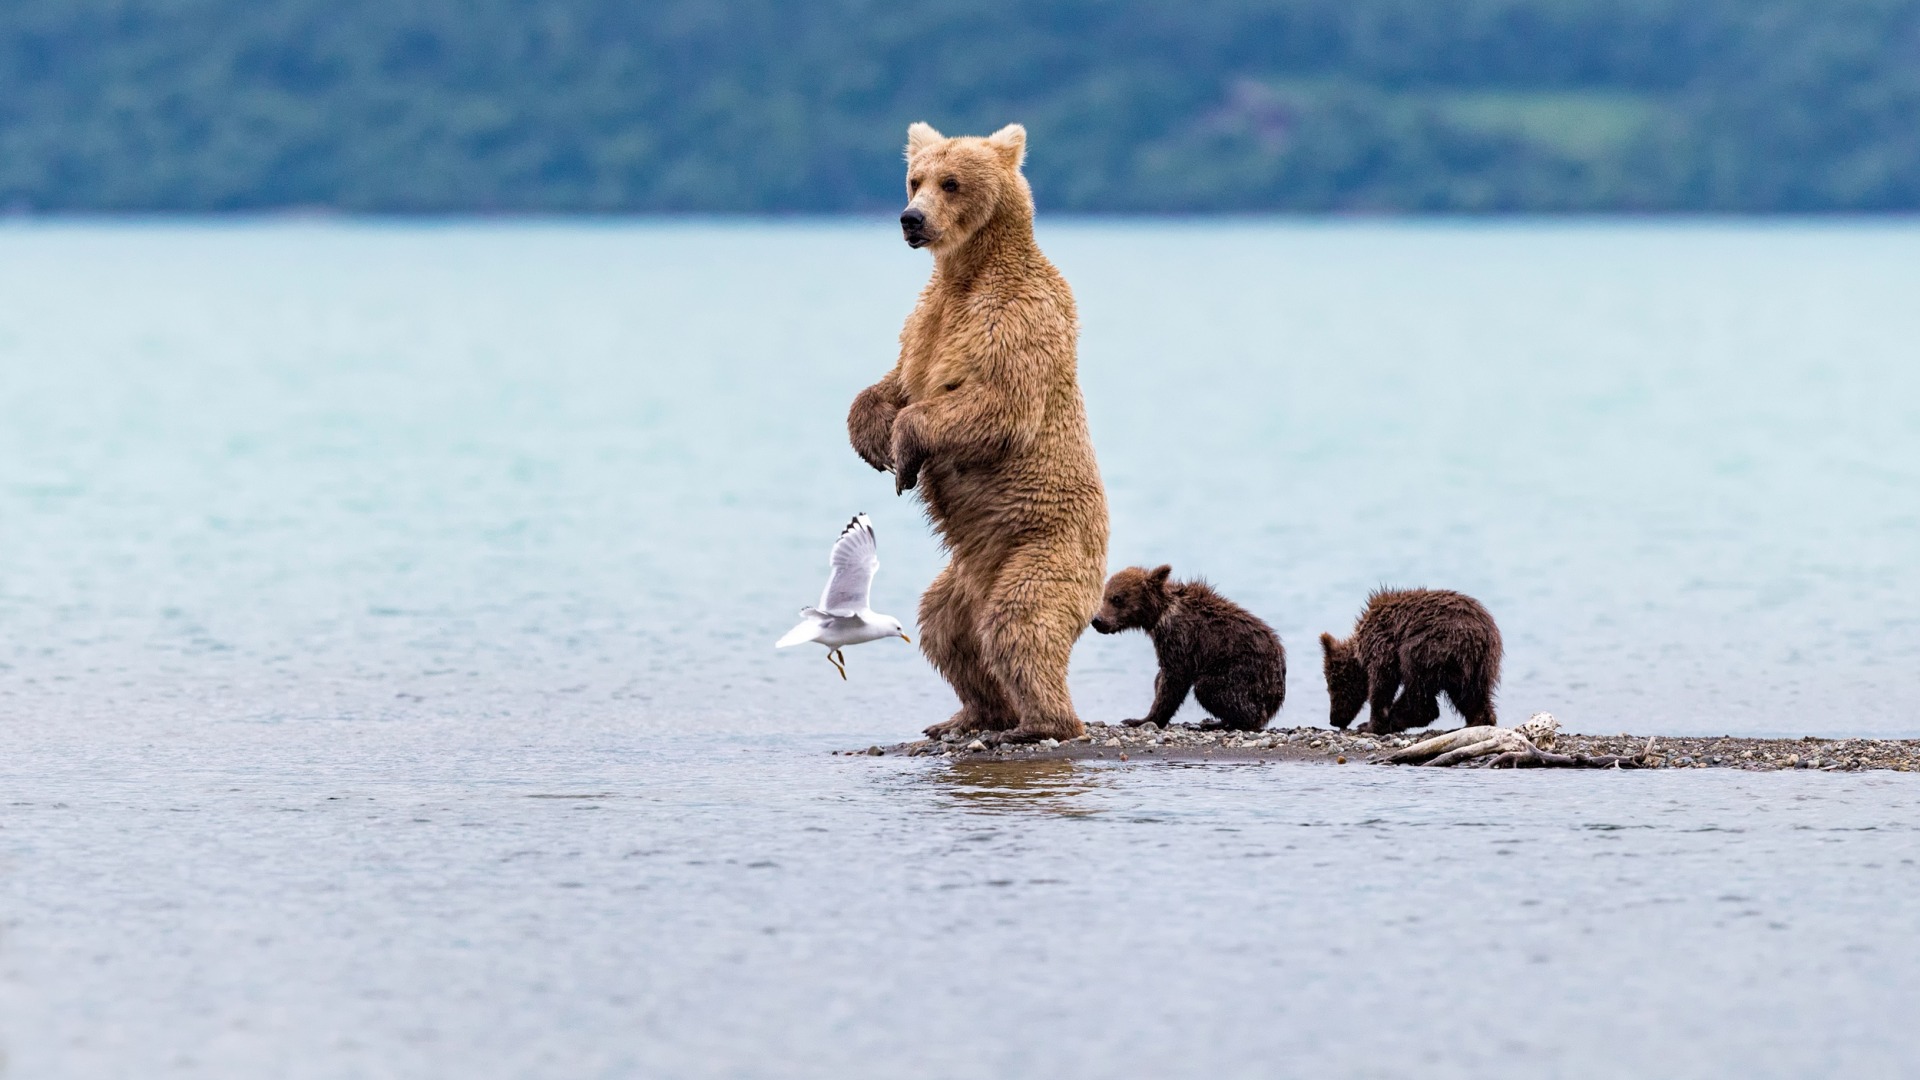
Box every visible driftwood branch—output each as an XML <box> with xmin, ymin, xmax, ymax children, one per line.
<box><xmin>1391</xmin><ymin>720</ymin><xmax>1656</xmax><ymax>770</ymax></box>
<box><xmin>1388</xmin><ymin>725</ymin><xmax>1518</xmax><ymax>765</ymax></box>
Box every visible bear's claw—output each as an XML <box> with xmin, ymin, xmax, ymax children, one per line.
<box><xmin>894</xmin><ymin>457</ymin><xmax>922</xmax><ymax>494</ymax></box>
<box><xmin>979</xmin><ymin>726</ymin><xmax>1082</xmax><ymax>747</ymax></box>
<box><xmin>924</xmin><ymin>711</ymin><xmax>991</xmax><ymax>741</ymax></box>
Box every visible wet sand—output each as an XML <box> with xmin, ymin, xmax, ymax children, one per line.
<box><xmin>852</xmin><ymin>722</ymin><xmax>1920</xmax><ymax>771</ymax></box>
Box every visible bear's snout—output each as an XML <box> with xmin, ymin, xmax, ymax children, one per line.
<box><xmin>900</xmin><ymin>206</ymin><xmax>930</xmax><ymax>247</ymax></box>
<box><xmin>1090</xmin><ymin>615</ymin><xmax>1115</xmax><ymax>634</ymax></box>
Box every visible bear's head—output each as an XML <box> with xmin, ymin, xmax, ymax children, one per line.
<box><xmin>1090</xmin><ymin>564</ymin><xmax>1173</xmax><ymax>635</ymax></box>
<box><xmin>899</xmin><ymin>122</ymin><xmax>1032</xmax><ymax>252</ymax></box>
<box><xmin>1320</xmin><ymin>633</ymin><xmax>1367</xmax><ymax>729</ymax></box>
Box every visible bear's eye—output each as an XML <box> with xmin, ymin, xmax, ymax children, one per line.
<box><xmin>909</xmin><ymin>178</ymin><xmax>921</xmax><ymax>193</ymax></box>
<box><xmin>941</xmin><ymin>177</ymin><xmax>959</xmax><ymax>193</ymax></box>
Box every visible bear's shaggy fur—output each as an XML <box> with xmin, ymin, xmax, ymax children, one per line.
<box><xmin>847</xmin><ymin>122</ymin><xmax>1108</xmax><ymax>744</ymax></box>
<box><xmin>1319</xmin><ymin>588</ymin><xmax>1502</xmax><ymax>734</ymax></box>
<box><xmin>1090</xmin><ymin>565</ymin><xmax>1287</xmax><ymax>731</ymax></box>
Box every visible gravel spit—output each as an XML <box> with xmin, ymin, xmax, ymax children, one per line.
<box><xmin>845</xmin><ymin>723</ymin><xmax>1920</xmax><ymax>771</ymax></box>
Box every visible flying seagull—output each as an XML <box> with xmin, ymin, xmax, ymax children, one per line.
<box><xmin>776</xmin><ymin>513</ymin><xmax>911</xmax><ymax>679</ymax></box>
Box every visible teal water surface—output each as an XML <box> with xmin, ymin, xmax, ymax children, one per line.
<box><xmin>1</xmin><ymin>221</ymin><xmax>1916</xmax><ymax>1078</ymax></box>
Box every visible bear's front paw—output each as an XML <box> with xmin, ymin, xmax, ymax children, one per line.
<box><xmin>848</xmin><ymin>402</ymin><xmax>897</xmax><ymax>473</ymax></box>
<box><xmin>890</xmin><ymin>411</ymin><xmax>928</xmax><ymax>494</ymax></box>
<box><xmin>1121</xmin><ymin>718</ymin><xmax>1156</xmax><ymax>728</ymax></box>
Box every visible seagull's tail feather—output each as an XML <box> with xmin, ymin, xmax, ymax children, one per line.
<box><xmin>775</xmin><ymin>623</ymin><xmax>820</xmax><ymax>648</ymax></box>
<box><xmin>776</xmin><ymin>612</ymin><xmax>828</xmax><ymax>649</ymax></box>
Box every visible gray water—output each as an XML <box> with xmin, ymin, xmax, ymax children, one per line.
<box><xmin>2</xmin><ymin>221</ymin><xmax>1917</xmax><ymax>1078</ymax></box>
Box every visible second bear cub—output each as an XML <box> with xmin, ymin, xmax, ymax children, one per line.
<box><xmin>1320</xmin><ymin>587</ymin><xmax>1502</xmax><ymax>734</ymax></box>
<box><xmin>1090</xmin><ymin>565</ymin><xmax>1287</xmax><ymax>730</ymax></box>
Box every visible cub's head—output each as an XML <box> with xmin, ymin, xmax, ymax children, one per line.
<box><xmin>1090</xmin><ymin>565</ymin><xmax>1173</xmax><ymax>635</ymax></box>
<box><xmin>1319</xmin><ymin>633</ymin><xmax>1366</xmax><ymax>730</ymax></box>
<box><xmin>899</xmin><ymin>122</ymin><xmax>1032</xmax><ymax>251</ymax></box>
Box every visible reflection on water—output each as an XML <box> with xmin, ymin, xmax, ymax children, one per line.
<box><xmin>921</xmin><ymin>758</ymin><xmax>1108</xmax><ymax>817</ymax></box>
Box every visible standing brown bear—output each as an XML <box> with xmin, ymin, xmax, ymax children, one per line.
<box><xmin>1319</xmin><ymin>588</ymin><xmax>1502</xmax><ymax>734</ymax></box>
<box><xmin>1090</xmin><ymin>565</ymin><xmax>1287</xmax><ymax>731</ymax></box>
<box><xmin>847</xmin><ymin>122</ymin><xmax>1108</xmax><ymax>745</ymax></box>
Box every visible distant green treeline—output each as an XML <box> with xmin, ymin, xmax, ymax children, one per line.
<box><xmin>3</xmin><ymin>0</ymin><xmax>1918</xmax><ymax>212</ymax></box>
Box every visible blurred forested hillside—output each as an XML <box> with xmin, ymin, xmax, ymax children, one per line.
<box><xmin>3</xmin><ymin>0</ymin><xmax>1918</xmax><ymax>212</ymax></box>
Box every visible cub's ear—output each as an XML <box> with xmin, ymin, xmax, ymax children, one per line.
<box><xmin>1319</xmin><ymin>632</ymin><xmax>1337</xmax><ymax>656</ymax></box>
<box><xmin>906</xmin><ymin>122</ymin><xmax>945</xmax><ymax>159</ymax></box>
<box><xmin>985</xmin><ymin>123</ymin><xmax>1027</xmax><ymax>169</ymax></box>
<box><xmin>1148</xmin><ymin>564</ymin><xmax>1173</xmax><ymax>586</ymax></box>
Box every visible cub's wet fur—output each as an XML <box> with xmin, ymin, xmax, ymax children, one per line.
<box><xmin>1320</xmin><ymin>588</ymin><xmax>1501</xmax><ymax>734</ymax></box>
<box><xmin>1090</xmin><ymin>565</ymin><xmax>1286</xmax><ymax>731</ymax></box>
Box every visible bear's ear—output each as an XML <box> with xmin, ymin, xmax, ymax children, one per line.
<box><xmin>1319</xmin><ymin>632</ymin><xmax>1338</xmax><ymax>656</ymax></box>
<box><xmin>985</xmin><ymin>123</ymin><xmax>1027</xmax><ymax>170</ymax></box>
<box><xmin>1148</xmin><ymin>564</ymin><xmax>1172</xmax><ymax>587</ymax></box>
<box><xmin>906</xmin><ymin>122</ymin><xmax>945</xmax><ymax>159</ymax></box>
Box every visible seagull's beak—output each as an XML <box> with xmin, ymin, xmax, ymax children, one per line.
<box><xmin>899</xmin><ymin>632</ymin><xmax>912</xmax><ymax>643</ymax></box>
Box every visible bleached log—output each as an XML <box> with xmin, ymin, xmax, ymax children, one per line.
<box><xmin>1388</xmin><ymin>726</ymin><xmax>1507</xmax><ymax>764</ymax></box>
<box><xmin>1426</xmin><ymin>728</ymin><xmax>1535</xmax><ymax>766</ymax></box>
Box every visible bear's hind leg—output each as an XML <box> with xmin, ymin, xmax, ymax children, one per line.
<box><xmin>1193</xmin><ymin>667</ymin><xmax>1275</xmax><ymax>732</ymax></box>
<box><xmin>977</xmin><ymin>556</ymin><xmax>1094</xmax><ymax>745</ymax></box>
<box><xmin>919</xmin><ymin>562</ymin><xmax>1018</xmax><ymax>740</ymax></box>
<box><xmin>1447</xmin><ymin>678</ymin><xmax>1498</xmax><ymax>728</ymax></box>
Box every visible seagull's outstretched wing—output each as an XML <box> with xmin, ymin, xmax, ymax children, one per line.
<box><xmin>818</xmin><ymin>513</ymin><xmax>878</xmax><ymax>616</ymax></box>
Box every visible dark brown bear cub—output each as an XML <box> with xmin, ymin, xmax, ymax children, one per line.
<box><xmin>1089</xmin><ymin>565</ymin><xmax>1286</xmax><ymax>731</ymax></box>
<box><xmin>1319</xmin><ymin>588</ymin><xmax>1502</xmax><ymax>734</ymax></box>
